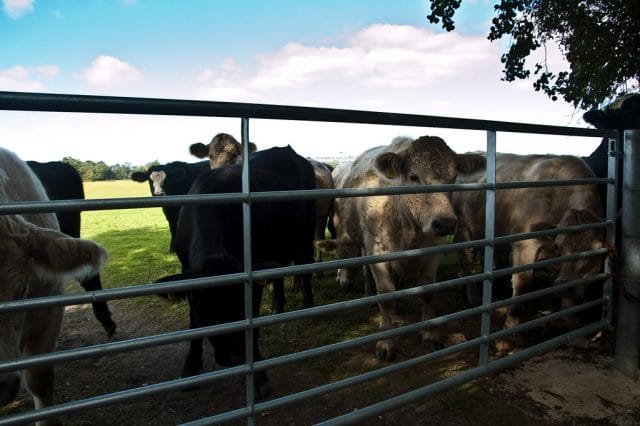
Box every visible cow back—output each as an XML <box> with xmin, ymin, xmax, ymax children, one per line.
<box><xmin>174</xmin><ymin>145</ymin><xmax>317</xmax><ymax>275</ymax></box>
<box><xmin>27</xmin><ymin>160</ymin><xmax>83</xmax><ymax>237</ymax></box>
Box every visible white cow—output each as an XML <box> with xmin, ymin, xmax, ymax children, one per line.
<box><xmin>452</xmin><ymin>153</ymin><xmax>604</xmax><ymax>328</ymax></box>
<box><xmin>0</xmin><ymin>147</ymin><xmax>107</xmax><ymax>425</ymax></box>
<box><xmin>322</xmin><ymin>136</ymin><xmax>479</xmax><ymax>361</ymax></box>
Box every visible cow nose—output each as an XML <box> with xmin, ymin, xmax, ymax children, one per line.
<box><xmin>431</xmin><ymin>216</ymin><xmax>457</xmax><ymax>237</ymax></box>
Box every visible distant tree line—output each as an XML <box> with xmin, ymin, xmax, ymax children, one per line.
<box><xmin>62</xmin><ymin>157</ymin><xmax>159</xmax><ymax>181</ymax></box>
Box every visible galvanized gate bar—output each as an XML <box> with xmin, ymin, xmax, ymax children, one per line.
<box><xmin>479</xmin><ymin>130</ymin><xmax>497</xmax><ymax>366</ymax></box>
<box><xmin>615</xmin><ymin>129</ymin><xmax>640</xmax><ymax>375</ymax></box>
<box><xmin>0</xmin><ymin>91</ymin><xmax>613</xmax><ymax>136</ymax></box>
<box><xmin>315</xmin><ymin>320</ymin><xmax>608</xmax><ymax>426</ymax></box>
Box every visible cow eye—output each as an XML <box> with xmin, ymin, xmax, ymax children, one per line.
<box><xmin>409</xmin><ymin>173</ymin><xmax>420</xmax><ymax>183</ymax></box>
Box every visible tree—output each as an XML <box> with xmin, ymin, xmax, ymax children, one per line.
<box><xmin>427</xmin><ymin>0</ymin><xmax>640</xmax><ymax>109</ymax></box>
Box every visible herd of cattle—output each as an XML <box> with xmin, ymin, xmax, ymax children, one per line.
<box><xmin>1</xmin><ymin>94</ymin><xmax>639</xmax><ymax>420</ymax></box>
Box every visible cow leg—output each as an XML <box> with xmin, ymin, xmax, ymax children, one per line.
<box><xmin>369</xmin><ymin>262</ymin><xmax>398</xmax><ymax>362</ymax></box>
<box><xmin>182</xmin><ymin>299</ymin><xmax>203</xmax><ymax>377</ymax></box>
<box><xmin>506</xmin><ymin>240</ymin><xmax>538</xmax><ymax>328</ymax></box>
<box><xmin>250</xmin><ymin>283</ymin><xmax>270</xmax><ymax>398</ymax></box>
<box><xmin>419</xmin><ymin>288</ymin><xmax>443</xmax><ymax>352</ymax></box>
<box><xmin>459</xmin><ymin>247</ymin><xmax>482</xmax><ymax>306</ymax></box>
<box><xmin>299</xmin><ymin>273</ymin><xmax>314</xmax><ymax>309</ymax></box>
<box><xmin>22</xmin><ymin>305</ymin><xmax>63</xmax><ymax>425</ymax></box>
<box><xmin>363</xmin><ymin>263</ymin><xmax>376</xmax><ymax>297</ymax></box>
<box><xmin>80</xmin><ymin>274</ymin><xmax>116</xmax><ymax>338</ymax></box>
<box><xmin>270</xmin><ymin>279</ymin><xmax>286</xmax><ymax>314</ymax></box>
<box><xmin>24</xmin><ymin>365</ymin><xmax>60</xmax><ymax>426</ymax></box>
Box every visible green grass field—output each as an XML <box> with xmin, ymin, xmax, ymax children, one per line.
<box><xmin>81</xmin><ymin>180</ymin><xmax>182</xmax><ymax>289</ymax></box>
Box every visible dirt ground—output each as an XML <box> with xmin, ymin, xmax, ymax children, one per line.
<box><xmin>3</xmin><ymin>293</ymin><xmax>640</xmax><ymax>425</ymax></box>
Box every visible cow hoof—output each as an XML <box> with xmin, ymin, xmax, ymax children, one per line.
<box><xmin>102</xmin><ymin>320</ymin><xmax>117</xmax><ymax>339</ymax></box>
<box><xmin>375</xmin><ymin>342</ymin><xmax>397</xmax><ymax>362</ymax></box>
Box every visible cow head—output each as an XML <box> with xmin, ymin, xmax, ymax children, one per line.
<box><xmin>583</xmin><ymin>93</ymin><xmax>640</xmax><ymax>129</ymax></box>
<box><xmin>189</xmin><ymin>133</ymin><xmax>257</xmax><ymax>169</ymax></box>
<box><xmin>131</xmin><ymin>165</ymin><xmax>187</xmax><ymax>196</ymax></box>
<box><xmin>531</xmin><ymin>208</ymin><xmax>605</xmax><ymax>328</ymax></box>
<box><xmin>373</xmin><ymin>136</ymin><xmax>461</xmax><ymax>238</ymax></box>
<box><xmin>0</xmin><ymin>214</ymin><xmax>107</xmax><ymax>407</ymax></box>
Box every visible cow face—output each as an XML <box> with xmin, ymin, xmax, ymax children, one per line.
<box><xmin>132</xmin><ymin>166</ymin><xmax>187</xmax><ymax>197</ymax></box>
<box><xmin>583</xmin><ymin>93</ymin><xmax>640</xmax><ymax>129</ymax></box>
<box><xmin>189</xmin><ymin>133</ymin><xmax>257</xmax><ymax>169</ymax></box>
<box><xmin>374</xmin><ymin>136</ymin><xmax>459</xmax><ymax>238</ymax></box>
<box><xmin>149</xmin><ymin>170</ymin><xmax>167</xmax><ymax>195</ymax></box>
<box><xmin>0</xmin><ymin>214</ymin><xmax>107</xmax><ymax>407</ymax></box>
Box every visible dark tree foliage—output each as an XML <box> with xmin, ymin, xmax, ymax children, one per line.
<box><xmin>427</xmin><ymin>0</ymin><xmax>640</xmax><ymax>109</ymax></box>
<box><xmin>62</xmin><ymin>156</ymin><xmax>158</xmax><ymax>181</ymax></box>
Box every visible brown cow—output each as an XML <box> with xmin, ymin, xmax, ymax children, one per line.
<box><xmin>322</xmin><ymin>136</ymin><xmax>475</xmax><ymax>362</ymax></box>
<box><xmin>0</xmin><ymin>147</ymin><xmax>107</xmax><ymax>422</ymax></box>
<box><xmin>452</xmin><ymin>153</ymin><xmax>604</xmax><ymax>328</ymax></box>
<box><xmin>189</xmin><ymin>133</ymin><xmax>257</xmax><ymax>168</ymax></box>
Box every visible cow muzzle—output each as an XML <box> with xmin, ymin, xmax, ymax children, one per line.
<box><xmin>428</xmin><ymin>215</ymin><xmax>458</xmax><ymax>237</ymax></box>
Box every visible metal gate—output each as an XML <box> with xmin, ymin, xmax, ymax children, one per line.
<box><xmin>0</xmin><ymin>91</ymin><xmax>634</xmax><ymax>425</ymax></box>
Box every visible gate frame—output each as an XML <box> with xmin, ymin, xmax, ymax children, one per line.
<box><xmin>0</xmin><ymin>91</ymin><xmax>633</xmax><ymax>425</ymax></box>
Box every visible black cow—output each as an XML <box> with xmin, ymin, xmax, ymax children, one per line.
<box><xmin>131</xmin><ymin>161</ymin><xmax>209</xmax><ymax>247</ymax></box>
<box><xmin>27</xmin><ymin>160</ymin><xmax>116</xmax><ymax>338</ymax></box>
<box><xmin>160</xmin><ymin>145</ymin><xmax>316</xmax><ymax>397</ymax></box>
<box><xmin>582</xmin><ymin>93</ymin><xmax>640</xmax><ymax>203</ymax></box>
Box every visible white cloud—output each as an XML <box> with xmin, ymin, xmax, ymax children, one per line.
<box><xmin>191</xmin><ymin>23</ymin><xmax>593</xmax><ymax>159</ymax></box>
<box><xmin>82</xmin><ymin>55</ymin><xmax>143</xmax><ymax>87</ymax></box>
<box><xmin>196</xmin><ymin>23</ymin><xmax>496</xmax><ymax>103</ymax></box>
<box><xmin>0</xmin><ymin>65</ymin><xmax>45</xmax><ymax>91</ymax></box>
<box><xmin>35</xmin><ymin>65</ymin><xmax>60</xmax><ymax>78</ymax></box>
<box><xmin>3</xmin><ymin>0</ymin><xmax>34</xmax><ymax>19</ymax></box>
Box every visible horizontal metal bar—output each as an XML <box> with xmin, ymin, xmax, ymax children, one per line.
<box><xmin>0</xmin><ymin>270</ymin><xmax>491</xmax><ymax>374</ymax></box>
<box><xmin>0</xmin><ymin>237</ymin><xmax>490</xmax><ymax>313</ymax></box>
<box><xmin>494</xmin><ymin>221</ymin><xmax>611</xmax><ymax>246</ymax></box>
<box><xmin>316</xmin><ymin>320</ymin><xmax>608</xmax><ymax>425</ymax></box>
<box><xmin>489</xmin><ymin>298</ymin><xmax>606</xmax><ymax>342</ymax></box>
<box><xmin>488</xmin><ymin>273</ymin><xmax>609</xmax><ymax>312</ymax></box>
<box><xmin>0</xmin><ymin>91</ymin><xmax>611</xmax><ymax>137</ymax></box>
<box><xmin>0</xmin><ymin>238</ymin><xmax>607</xmax><ymax>374</ymax></box>
<box><xmin>187</xmin><ymin>335</ymin><xmax>488</xmax><ymax>425</ymax></box>
<box><xmin>0</xmin><ymin>176</ymin><xmax>610</xmax><ymax>216</ymax></box>
<box><xmin>492</xmin><ymin>248</ymin><xmax>609</xmax><ymax>279</ymax></box>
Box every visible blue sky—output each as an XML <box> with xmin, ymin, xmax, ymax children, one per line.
<box><xmin>0</xmin><ymin>0</ymin><xmax>599</xmax><ymax>165</ymax></box>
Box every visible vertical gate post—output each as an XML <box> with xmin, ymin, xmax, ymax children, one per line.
<box><xmin>614</xmin><ymin>129</ymin><xmax>640</xmax><ymax>377</ymax></box>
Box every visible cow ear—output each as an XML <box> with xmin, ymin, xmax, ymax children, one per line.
<box><xmin>248</xmin><ymin>142</ymin><xmax>258</xmax><ymax>154</ymax></box>
<box><xmin>375</xmin><ymin>152</ymin><xmax>403</xmax><ymax>179</ymax></box>
<box><xmin>190</xmin><ymin>143</ymin><xmax>209</xmax><ymax>159</ymax></box>
<box><xmin>29</xmin><ymin>227</ymin><xmax>108</xmax><ymax>282</ymax></box>
<box><xmin>130</xmin><ymin>171</ymin><xmax>149</xmax><ymax>182</ymax></box>
<box><xmin>456</xmin><ymin>153</ymin><xmax>486</xmax><ymax>175</ymax></box>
